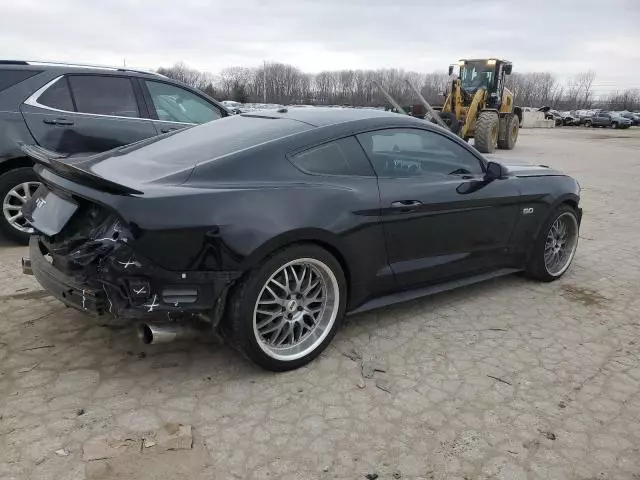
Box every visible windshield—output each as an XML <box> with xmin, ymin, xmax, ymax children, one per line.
<box><xmin>460</xmin><ymin>61</ymin><xmax>495</xmax><ymax>91</ymax></box>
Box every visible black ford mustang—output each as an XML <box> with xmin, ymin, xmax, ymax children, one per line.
<box><xmin>21</xmin><ymin>108</ymin><xmax>582</xmax><ymax>371</ymax></box>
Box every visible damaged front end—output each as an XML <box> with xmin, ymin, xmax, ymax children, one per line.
<box><xmin>21</xmin><ymin>155</ymin><xmax>240</xmax><ymax>328</ymax></box>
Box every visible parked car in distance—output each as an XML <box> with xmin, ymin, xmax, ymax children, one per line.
<box><xmin>618</xmin><ymin>111</ymin><xmax>639</xmax><ymax>126</ymax></box>
<box><xmin>585</xmin><ymin>112</ymin><xmax>632</xmax><ymax>129</ymax></box>
<box><xmin>0</xmin><ymin>60</ymin><xmax>229</xmax><ymax>244</ymax></box>
<box><xmin>21</xmin><ymin>108</ymin><xmax>582</xmax><ymax>371</ymax></box>
<box><xmin>559</xmin><ymin>111</ymin><xmax>579</xmax><ymax>126</ymax></box>
<box><xmin>583</xmin><ymin>111</ymin><xmax>610</xmax><ymax>128</ymax></box>
<box><xmin>609</xmin><ymin>113</ymin><xmax>633</xmax><ymax>129</ymax></box>
<box><xmin>545</xmin><ymin>110</ymin><xmax>564</xmax><ymax>127</ymax></box>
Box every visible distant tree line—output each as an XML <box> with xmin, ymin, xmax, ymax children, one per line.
<box><xmin>157</xmin><ymin>62</ymin><xmax>640</xmax><ymax>112</ymax></box>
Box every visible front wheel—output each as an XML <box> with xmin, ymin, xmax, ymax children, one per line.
<box><xmin>0</xmin><ymin>167</ymin><xmax>40</xmax><ymax>245</ymax></box>
<box><xmin>583</xmin><ymin>120</ymin><xmax>592</xmax><ymax>128</ymax></box>
<box><xmin>226</xmin><ymin>244</ymin><xmax>347</xmax><ymax>371</ymax></box>
<box><xmin>525</xmin><ymin>205</ymin><xmax>580</xmax><ymax>282</ymax></box>
<box><xmin>475</xmin><ymin>111</ymin><xmax>499</xmax><ymax>153</ymax></box>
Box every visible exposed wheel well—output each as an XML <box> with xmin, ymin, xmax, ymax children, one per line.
<box><xmin>0</xmin><ymin>157</ymin><xmax>34</xmax><ymax>177</ymax></box>
<box><xmin>562</xmin><ymin>198</ymin><xmax>579</xmax><ymax>211</ymax></box>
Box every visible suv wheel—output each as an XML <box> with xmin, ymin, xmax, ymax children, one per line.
<box><xmin>0</xmin><ymin>167</ymin><xmax>40</xmax><ymax>245</ymax></box>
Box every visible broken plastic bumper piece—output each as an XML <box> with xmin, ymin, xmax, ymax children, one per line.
<box><xmin>28</xmin><ymin>236</ymin><xmax>240</xmax><ymax>318</ymax></box>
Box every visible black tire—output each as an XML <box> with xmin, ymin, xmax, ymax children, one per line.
<box><xmin>525</xmin><ymin>204</ymin><xmax>579</xmax><ymax>282</ymax></box>
<box><xmin>474</xmin><ymin>111</ymin><xmax>499</xmax><ymax>153</ymax></box>
<box><xmin>226</xmin><ymin>243</ymin><xmax>347</xmax><ymax>371</ymax></box>
<box><xmin>583</xmin><ymin>120</ymin><xmax>592</xmax><ymax>128</ymax></box>
<box><xmin>0</xmin><ymin>167</ymin><xmax>40</xmax><ymax>245</ymax></box>
<box><xmin>497</xmin><ymin>114</ymin><xmax>519</xmax><ymax>150</ymax></box>
<box><xmin>612</xmin><ymin>122</ymin><xmax>618</xmax><ymax>129</ymax></box>
<box><xmin>436</xmin><ymin>111</ymin><xmax>461</xmax><ymax>135</ymax></box>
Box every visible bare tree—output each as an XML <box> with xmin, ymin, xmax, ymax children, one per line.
<box><xmin>576</xmin><ymin>70</ymin><xmax>596</xmax><ymax>108</ymax></box>
<box><xmin>158</xmin><ymin>62</ymin><xmax>627</xmax><ymax>113</ymax></box>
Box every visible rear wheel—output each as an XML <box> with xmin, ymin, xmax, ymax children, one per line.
<box><xmin>497</xmin><ymin>114</ymin><xmax>519</xmax><ymax>150</ymax></box>
<box><xmin>226</xmin><ymin>244</ymin><xmax>347</xmax><ymax>371</ymax></box>
<box><xmin>0</xmin><ymin>167</ymin><xmax>40</xmax><ymax>245</ymax></box>
<box><xmin>474</xmin><ymin>111</ymin><xmax>499</xmax><ymax>153</ymax></box>
<box><xmin>525</xmin><ymin>205</ymin><xmax>579</xmax><ymax>282</ymax></box>
<box><xmin>612</xmin><ymin>122</ymin><xmax>618</xmax><ymax>129</ymax></box>
<box><xmin>583</xmin><ymin>120</ymin><xmax>592</xmax><ymax>128</ymax></box>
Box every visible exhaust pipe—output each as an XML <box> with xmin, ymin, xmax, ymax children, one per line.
<box><xmin>137</xmin><ymin>322</ymin><xmax>203</xmax><ymax>345</ymax></box>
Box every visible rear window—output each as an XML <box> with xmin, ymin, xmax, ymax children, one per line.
<box><xmin>68</xmin><ymin>75</ymin><xmax>139</xmax><ymax>118</ymax></box>
<box><xmin>0</xmin><ymin>69</ymin><xmax>41</xmax><ymax>92</ymax></box>
<box><xmin>88</xmin><ymin>115</ymin><xmax>312</xmax><ymax>183</ymax></box>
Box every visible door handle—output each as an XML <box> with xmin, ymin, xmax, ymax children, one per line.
<box><xmin>391</xmin><ymin>200</ymin><xmax>422</xmax><ymax>208</ymax></box>
<box><xmin>43</xmin><ymin>118</ymin><xmax>74</xmax><ymax>126</ymax></box>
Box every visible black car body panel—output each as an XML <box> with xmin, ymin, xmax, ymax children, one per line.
<box><xmin>22</xmin><ymin>108</ymin><xmax>581</xmax><ymax>320</ymax></box>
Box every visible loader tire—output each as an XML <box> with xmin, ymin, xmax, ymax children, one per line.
<box><xmin>474</xmin><ymin>111</ymin><xmax>499</xmax><ymax>153</ymax></box>
<box><xmin>497</xmin><ymin>114</ymin><xmax>519</xmax><ymax>150</ymax></box>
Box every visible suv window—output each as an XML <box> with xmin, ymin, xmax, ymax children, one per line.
<box><xmin>68</xmin><ymin>75</ymin><xmax>140</xmax><ymax>117</ymax></box>
<box><xmin>145</xmin><ymin>81</ymin><xmax>222</xmax><ymax>124</ymax></box>
<box><xmin>357</xmin><ymin>128</ymin><xmax>483</xmax><ymax>177</ymax></box>
<box><xmin>291</xmin><ymin>136</ymin><xmax>373</xmax><ymax>176</ymax></box>
<box><xmin>38</xmin><ymin>78</ymin><xmax>74</xmax><ymax>111</ymax></box>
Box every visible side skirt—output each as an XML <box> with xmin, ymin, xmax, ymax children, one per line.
<box><xmin>347</xmin><ymin>268</ymin><xmax>521</xmax><ymax>316</ymax></box>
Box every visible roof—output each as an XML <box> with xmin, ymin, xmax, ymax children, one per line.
<box><xmin>0</xmin><ymin>60</ymin><xmax>163</xmax><ymax>78</ymax></box>
<box><xmin>242</xmin><ymin>107</ymin><xmax>410</xmax><ymax>127</ymax></box>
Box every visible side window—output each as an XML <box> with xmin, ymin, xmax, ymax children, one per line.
<box><xmin>38</xmin><ymin>78</ymin><xmax>74</xmax><ymax>111</ymax></box>
<box><xmin>290</xmin><ymin>136</ymin><xmax>374</xmax><ymax>176</ymax></box>
<box><xmin>357</xmin><ymin>128</ymin><xmax>484</xmax><ymax>177</ymax></box>
<box><xmin>145</xmin><ymin>81</ymin><xmax>222</xmax><ymax>124</ymax></box>
<box><xmin>68</xmin><ymin>75</ymin><xmax>139</xmax><ymax>118</ymax></box>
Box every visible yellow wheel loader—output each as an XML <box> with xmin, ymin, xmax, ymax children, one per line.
<box><xmin>441</xmin><ymin>59</ymin><xmax>522</xmax><ymax>153</ymax></box>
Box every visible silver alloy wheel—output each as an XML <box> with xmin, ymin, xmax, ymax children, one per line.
<box><xmin>253</xmin><ymin>258</ymin><xmax>339</xmax><ymax>361</ymax></box>
<box><xmin>2</xmin><ymin>182</ymin><xmax>40</xmax><ymax>234</ymax></box>
<box><xmin>544</xmin><ymin>212</ymin><xmax>579</xmax><ymax>277</ymax></box>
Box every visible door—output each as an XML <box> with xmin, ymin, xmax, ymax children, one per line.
<box><xmin>21</xmin><ymin>75</ymin><xmax>157</xmax><ymax>154</ymax></box>
<box><xmin>141</xmin><ymin>80</ymin><xmax>224</xmax><ymax>134</ymax></box>
<box><xmin>357</xmin><ymin>128</ymin><xmax>521</xmax><ymax>288</ymax></box>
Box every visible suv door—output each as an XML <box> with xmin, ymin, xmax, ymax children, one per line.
<box><xmin>141</xmin><ymin>79</ymin><xmax>225</xmax><ymax>134</ymax></box>
<box><xmin>357</xmin><ymin>128</ymin><xmax>521</xmax><ymax>288</ymax></box>
<box><xmin>21</xmin><ymin>74</ymin><xmax>157</xmax><ymax>154</ymax></box>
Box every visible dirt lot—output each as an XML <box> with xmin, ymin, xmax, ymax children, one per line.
<box><xmin>1</xmin><ymin>127</ymin><xmax>640</xmax><ymax>480</ymax></box>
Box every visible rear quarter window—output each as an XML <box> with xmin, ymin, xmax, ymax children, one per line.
<box><xmin>38</xmin><ymin>78</ymin><xmax>74</xmax><ymax>111</ymax></box>
<box><xmin>290</xmin><ymin>136</ymin><xmax>374</xmax><ymax>176</ymax></box>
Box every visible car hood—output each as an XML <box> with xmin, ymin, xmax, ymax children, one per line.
<box><xmin>485</xmin><ymin>156</ymin><xmax>565</xmax><ymax>177</ymax></box>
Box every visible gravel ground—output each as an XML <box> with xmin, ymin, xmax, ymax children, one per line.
<box><xmin>1</xmin><ymin>127</ymin><xmax>640</xmax><ymax>480</ymax></box>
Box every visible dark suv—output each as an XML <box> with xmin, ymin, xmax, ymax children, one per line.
<box><xmin>0</xmin><ymin>61</ymin><xmax>229</xmax><ymax>243</ymax></box>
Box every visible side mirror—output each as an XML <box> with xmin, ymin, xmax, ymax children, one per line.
<box><xmin>485</xmin><ymin>161</ymin><xmax>504</xmax><ymax>180</ymax></box>
<box><xmin>448</xmin><ymin>65</ymin><xmax>454</xmax><ymax>76</ymax></box>
<box><xmin>504</xmin><ymin>64</ymin><xmax>513</xmax><ymax>75</ymax></box>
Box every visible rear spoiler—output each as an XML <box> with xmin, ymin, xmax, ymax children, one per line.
<box><xmin>20</xmin><ymin>144</ymin><xmax>143</xmax><ymax>196</ymax></box>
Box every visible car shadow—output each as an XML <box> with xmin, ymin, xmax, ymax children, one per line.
<box><xmin>3</xmin><ymin>272</ymin><xmax>531</xmax><ymax>388</ymax></box>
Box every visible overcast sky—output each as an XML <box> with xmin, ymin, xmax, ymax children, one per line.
<box><xmin>2</xmin><ymin>0</ymin><xmax>639</xmax><ymax>92</ymax></box>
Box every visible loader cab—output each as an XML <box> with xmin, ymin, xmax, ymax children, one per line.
<box><xmin>453</xmin><ymin>59</ymin><xmax>512</xmax><ymax>109</ymax></box>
